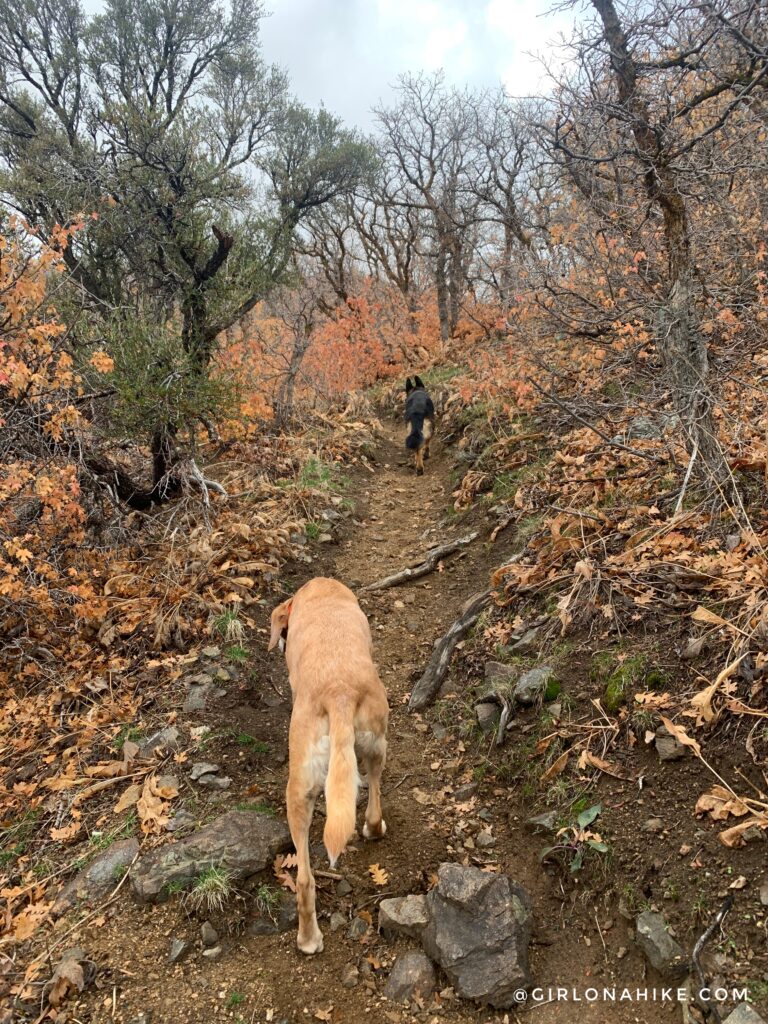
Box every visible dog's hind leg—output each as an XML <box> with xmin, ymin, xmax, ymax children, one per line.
<box><xmin>415</xmin><ymin>446</ymin><xmax>425</xmax><ymax>475</ymax></box>
<box><xmin>286</xmin><ymin>780</ymin><xmax>323</xmax><ymax>954</ymax></box>
<box><xmin>358</xmin><ymin>732</ymin><xmax>387</xmax><ymax>840</ymax></box>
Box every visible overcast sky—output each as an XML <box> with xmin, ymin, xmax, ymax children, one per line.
<box><xmin>259</xmin><ymin>0</ymin><xmax>577</xmax><ymax>129</ymax></box>
<box><xmin>80</xmin><ymin>0</ymin><xmax>578</xmax><ymax>130</ymax></box>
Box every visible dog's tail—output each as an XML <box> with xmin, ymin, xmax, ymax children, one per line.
<box><xmin>324</xmin><ymin>701</ymin><xmax>359</xmax><ymax>868</ymax></box>
<box><xmin>406</xmin><ymin>412</ymin><xmax>425</xmax><ymax>451</ymax></box>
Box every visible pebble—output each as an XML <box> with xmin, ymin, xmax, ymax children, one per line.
<box><xmin>330</xmin><ymin>911</ymin><xmax>347</xmax><ymax>932</ymax></box>
<box><xmin>168</xmin><ymin>937</ymin><xmax>191</xmax><ymax>964</ymax></box>
<box><xmin>643</xmin><ymin>817</ymin><xmax>665</xmax><ymax>833</ymax></box>
<box><xmin>341</xmin><ymin>964</ymin><xmax>360</xmax><ymax>989</ymax></box>
<box><xmin>336</xmin><ymin>879</ymin><xmax>353</xmax><ymax>897</ymax></box>
<box><xmin>201</xmin><ymin>945</ymin><xmax>222</xmax><ymax>960</ymax></box>
<box><xmin>347</xmin><ymin>917</ymin><xmax>368</xmax><ymax>940</ymax></box>
<box><xmin>200</xmin><ymin>921</ymin><xmax>219</xmax><ymax>948</ymax></box>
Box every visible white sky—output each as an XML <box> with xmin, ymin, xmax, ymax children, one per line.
<box><xmin>261</xmin><ymin>0</ymin><xmax>577</xmax><ymax>127</ymax></box>
<box><xmin>81</xmin><ymin>0</ymin><xmax>579</xmax><ymax>129</ymax></box>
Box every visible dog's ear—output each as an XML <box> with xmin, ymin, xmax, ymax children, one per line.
<box><xmin>414</xmin><ymin>375</ymin><xmax>425</xmax><ymax>389</ymax></box>
<box><xmin>268</xmin><ymin>599</ymin><xmax>292</xmax><ymax>651</ymax></box>
<box><xmin>405</xmin><ymin>377</ymin><xmax>413</xmax><ymax>393</ymax></box>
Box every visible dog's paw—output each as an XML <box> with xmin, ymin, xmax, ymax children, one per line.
<box><xmin>363</xmin><ymin>818</ymin><xmax>387</xmax><ymax>840</ymax></box>
<box><xmin>297</xmin><ymin>929</ymin><xmax>324</xmax><ymax>955</ymax></box>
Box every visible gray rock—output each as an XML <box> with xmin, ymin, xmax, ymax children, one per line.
<box><xmin>183</xmin><ymin>682</ymin><xmax>213</xmax><ymax>713</ymax></box>
<box><xmin>130</xmin><ymin>811</ymin><xmax>291</xmax><ymax>902</ymax></box>
<box><xmin>514</xmin><ymin>665</ymin><xmax>557</xmax><ymax>705</ymax></box>
<box><xmin>201</xmin><ymin>647</ymin><xmax>220</xmax><ymax>658</ymax></box>
<box><xmin>635</xmin><ymin>911</ymin><xmax>687</xmax><ymax>977</ymax></box>
<box><xmin>139</xmin><ymin>727</ymin><xmax>181</xmax><ymax>759</ymax></box>
<box><xmin>614</xmin><ymin>413</ymin><xmax>680</xmax><ymax>443</ymax></box>
<box><xmin>129</xmin><ymin>1015</ymin><xmax>152</xmax><ymax>1024</ymax></box>
<box><xmin>201</xmin><ymin>945</ymin><xmax>222</xmax><ymax>960</ymax></box>
<box><xmin>165</xmin><ymin>809</ymin><xmax>196</xmax><ymax>834</ymax></box>
<box><xmin>348</xmin><ymin>916</ymin><xmax>369</xmax><ymax>940</ymax></box>
<box><xmin>336</xmin><ymin>878</ymin><xmax>353</xmax><ymax>897</ymax></box>
<box><xmin>476</xmin><ymin>829</ymin><xmax>495</xmax><ymax>848</ymax></box>
<box><xmin>196</xmin><ymin>774</ymin><xmax>232</xmax><ymax>790</ymax></box>
<box><xmin>329</xmin><ymin>911</ymin><xmax>346</xmax><ymax>933</ymax></box>
<box><xmin>484</xmin><ymin>662</ymin><xmax>516</xmax><ymax>686</ymax></box>
<box><xmin>341</xmin><ymin>964</ymin><xmax>359</xmax><ymax>989</ymax></box>
<box><xmin>421</xmin><ymin>863</ymin><xmax>532</xmax><ymax>1008</ymax></box>
<box><xmin>200</xmin><ymin>921</ymin><xmax>218</xmax><ymax>948</ymax></box>
<box><xmin>526</xmin><ymin>811</ymin><xmax>558</xmax><ymax>836</ymax></box>
<box><xmin>384</xmin><ymin>951</ymin><xmax>437</xmax><ymax>1003</ymax></box>
<box><xmin>760</xmin><ymin>880</ymin><xmax>768</xmax><ymax>907</ymax></box>
<box><xmin>475</xmin><ymin>702</ymin><xmax>500</xmax><ymax>734</ymax></box>
<box><xmin>53</xmin><ymin>838</ymin><xmax>139</xmax><ymax>916</ymax></box>
<box><xmin>190</xmin><ymin>762</ymin><xmax>220</xmax><ymax>781</ymax></box>
<box><xmin>168</xmin><ymin>937</ymin><xmax>191</xmax><ymax>964</ymax></box>
<box><xmin>248</xmin><ymin>894</ymin><xmax>298</xmax><ymax>936</ymax></box>
<box><xmin>454</xmin><ymin>782</ymin><xmax>478</xmax><ymax>801</ymax></box>
<box><xmin>655</xmin><ymin>725</ymin><xmax>688</xmax><ymax>762</ymax></box>
<box><xmin>378</xmin><ymin>895</ymin><xmax>430</xmax><ymax>939</ymax></box>
<box><xmin>508</xmin><ymin>628</ymin><xmax>541</xmax><ymax>655</ymax></box>
<box><xmin>723</xmin><ymin>1006</ymin><xmax>766</xmax><ymax>1024</ymax></box>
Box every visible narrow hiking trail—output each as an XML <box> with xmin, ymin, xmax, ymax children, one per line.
<box><xmin>75</xmin><ymin>418</ymin><xmax>674</xmax><ymax>1024</ymax></box>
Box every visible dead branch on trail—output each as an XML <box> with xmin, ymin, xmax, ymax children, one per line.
<box><xmin>692</xmin><ymin>895</ymin><xmax>734</xmax><ymax>1024</ymax></box>
<box><xmin>362</xmin><ymin>531</ymin><xmax>479</xmax><ymax>592</ymax></box>
<box><xmin>407</xmin><ymin>588</ymin><xmax>492</xmax><ymax>712</ymax></box>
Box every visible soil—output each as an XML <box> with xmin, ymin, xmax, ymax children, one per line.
<box><xmin>59</xmin><ymin>420</ymin><xmax>768</xmax><ymax>1024</ymax></box>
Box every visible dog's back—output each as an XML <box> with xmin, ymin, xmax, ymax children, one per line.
<box><xmin>404</xmin><ymin>376</ymin><xmax>435</xmax><ymax>474</ymax></box>
<box><xmin>270</xmin><ymin>578</ymin><xmax>389</xmax><ymax>952</ymax></box>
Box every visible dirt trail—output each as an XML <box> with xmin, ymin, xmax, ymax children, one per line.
<box><xmin>76</xmin><ymin>419</ymin><xmax>675</xmax><ymax>1024</ymax></box>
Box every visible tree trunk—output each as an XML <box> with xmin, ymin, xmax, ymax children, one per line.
<box><xmin>434</xmin><ymin>244</ymin><xmax>451</xmax><ymax>344</ymax></box>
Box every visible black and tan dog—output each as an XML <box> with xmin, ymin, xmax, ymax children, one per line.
<box><xmin>404</xmin><ymin>376</ymin><xmax>435</xmax><ymax>475</ymax></box>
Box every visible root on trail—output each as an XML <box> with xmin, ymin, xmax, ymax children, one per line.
<box><xmin>362</xmin><ymin>531</ymin><xmax>479</xmax><ymax>592</ymax></box>
<box><xmin>407</xmin><ymin>588</ymin><xmax>492</xmax><ymax>712</ymax></box>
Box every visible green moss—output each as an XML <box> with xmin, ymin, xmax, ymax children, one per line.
<box><xmin>603</xmin><ymin>656</ymin><xmax>648</xmax><ymax>711</ymax></box>
<box><xmin>543</xmin><ymin>677</ymin><xmax>562</xmax><ymax>701</ymax></box>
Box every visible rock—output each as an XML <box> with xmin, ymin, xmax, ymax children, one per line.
<box><xmin>341</xmin><ymin>964</ymin><xmax>360</xmax><ymax>989</ymax></box>
<box><xmin>336</xmin><ymin>878</ymin><xmax>353</xmax><ymax>897</ymax></box>
<box><xmin>139</xmin><ymin>727</ymin><xmax>181</xmax><ymax>759</ymax></box>
<box><xmin>723</xmin><ymin>1006</ymin><xmax>766</xmax><ymax>1024</ymax></box>
<box><xmin>166</xmin><ymin>810</ymin><xmax>196</xmax><ymax>834</ymax></box>
<box><xmin>514</xmin><ymin>665</ymin><xmax>559</xmax><ymax>705</ymax></box>
<box><xmin>347</xmin><ymin>916</ymin><xmax>369</xmax><ymax>940</ymax></box>
<box><xmin>202</xmin><ymin>646</ymin><xmax>220</xmax><ymax>658</ymax></box>
<box><xmin>475</xmin><ymin>702</ymin><xmax>500</xmax><ymax>734</ymax></box>
<box><xmin>318</xmin><ymin>533</ymin><xmax>333</xmax><ymax>543</ymax></box>
<box><xmin>130</xmin><ymin>811</ymin><xmax>291</xmax><ymax>902</ymax></box>
<box><xmin>168</xmin><ymin>937</ymin><xmax>191</xmax><ymax>964</ymax></box>
<box><xmin>454</xmin><ymin>782</ymin><xmax>478</xmax><ymax>801</ymax></box>
<box><xmin>329</xmin><ymin>911</ymin><xmax>347</xmax><ymax>933</ymax></box>
<box><xmin>508</xmin><ymin>627</ymin><xmax>541</xmax><ymax>655</ymax></box>
<box><xmin>214</xmin><ymin>668</ymin><xmax>230</xmax><ymax>681</ymax></box>
<box><xmin>190</xmin><ymin>762</ymin><xmax>220</xmax><ymax>781</ymax></box>
<box><xmin>476</xmin><ymin>829</ymin><xmax>495</xmax><ymax>848</ymax></box>
<box><xmin>484</xmin><ymin>661</ymin><xmax>516</xmax><ymax>685</ymax></box>
<box><xmin>760</xmin><ymin>880</ymin><xmax>768</xmax><ymax>907</ymax></box>
<box><xmin>200</xmin><ymin>921</ymin><xmax>218</xmax><ymax>948</ymax></box>
<box><xmin>635</xmin><ymin>911</ymin><xmax>687</xmax><ymax>977</ymax></box>
<box><xmin>617</xmin><ymin>414</ymin><xmax>680</xmax><ymax>442</ymax></box>
<box><xmin>431</xmin><ymin>724</ymin><xmax>448</xmax><ymax>740</ymax></box>
<box><xmin>384</xmin><ymin>951</ymin><xmax>437</xmax><ymax>1003</ymax></box>
<box><xmin>421</xmin><ymin>863</ymin><xmax>532</xmax><ymax>1008</ymax></box>
<box><xmin>201</xmin><ymin>945</ymin><xmax>222</xmax><ymax>960</ymax></box>
<box><xmin>129</xmin><ymin>1015</ymin><xmax>152</xmax><ymax>1024</ymax></box>
<box><xmin>655</xmin><ymin>725</ymin><xmax>688</xmax><ymax>762</ymax></box>
<box><xmin>53</xmin><ymin>838</ymin><xmax>139</xmax><ymax>916</ymax></box>
<box><xmin>378</xmin><ymin>895</ymin><xmax>430</xmax><ymax>939</ymax></box>
<box><xmin>196</xmin><ymin>774</ymin><xmax>232</xmax><ymax>790</ymax></box>
<box><xmin>526</xmin><ymin>811</ymin><xmax>558</xmax><ymax>836</ymax></box>
<box><xmin>183</xmin><ymin>681</ymin><xmax>213</xmax><ymax>713</ymax></box>
<box><xmin>643</xmin><ymin>818</ymin><xmax>665</xmax><ymax>834</ymax></box>
<box><xmin>248</xmin><ymin>894</ymin><xmax>298</xmax><ymax>935</ymax></box>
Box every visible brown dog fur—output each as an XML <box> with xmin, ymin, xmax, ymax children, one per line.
<box><xmin>269</xmin><ymin>577</ymin><xmax>389</xmax><ymax>954</ymax></box>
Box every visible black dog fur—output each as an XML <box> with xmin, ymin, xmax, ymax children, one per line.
<box><xmin>404</xmin><ymin>376</ymin><xmax>435</xmax><ymax>473</ymax></box>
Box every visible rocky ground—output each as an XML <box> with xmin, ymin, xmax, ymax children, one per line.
<box><xmin>33</xmin><ymin>420</ymin><xmax>768</xmax><ymax>1024</ymax></box>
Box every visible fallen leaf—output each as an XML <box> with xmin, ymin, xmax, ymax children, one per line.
<box><xmin>369</xmin><ymin>863</ymin><xmax>389</xmax><ymax>886</ymax></box>
<box><xmin>540</xmin><ymin>750</ymin><xmax>569</xmax><ymax>784</ymax></box>
<box><xmin>114</xmin><ymin>783</ymin><xmax>142</xmax><ymax>814</ymax></box>
<box><xmin>659</xmin><ymin>716</ymin><xmax>701</xmax><ymax>756</ymax></box>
